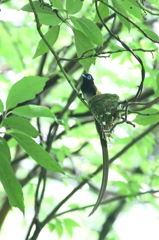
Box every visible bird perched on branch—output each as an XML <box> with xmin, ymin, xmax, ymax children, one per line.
<box><xmin>81</xmin><ymin>73</ymin><xmax>109</xmax><ymax>216</ymax></box>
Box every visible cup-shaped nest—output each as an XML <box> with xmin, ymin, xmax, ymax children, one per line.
<box><xmin>89</xmin><ymin>93</ymin><xmax>119</xmax><ymax>130</ymax></box>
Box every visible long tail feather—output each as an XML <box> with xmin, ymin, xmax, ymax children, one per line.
<box><xmin>88</xmin><ymin>119</ymin><xmax>109</xmax><ymax>216</ymax></box>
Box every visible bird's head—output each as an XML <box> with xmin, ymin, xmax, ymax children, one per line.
<box><xmin>82</xmin><ymin>73</ymin><xmax>94</xmax><ymax>82</ymax></box>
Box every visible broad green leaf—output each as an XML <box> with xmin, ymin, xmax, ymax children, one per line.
<box><xmin>122</xmin><ymin>0</ymin><xmax>142</xmax><ymax>20</ymax></box>
<box><xmin>73</xmin><ymin>29</ymin><xmax>95</xmax><ymax>62</ymax></box>
<box><xmin>11</xmin><ymin>105</ymin><xmax>55</xmax><ymax>119</ymax></box>
<box><xmin>55</xmin><ymin>119</ymin><xmax>65</xmax><ymax>125</ymax></box>
<box><xmin>0</xmin><ymin>137</ymin><xmax>24</xmax><ymax>212</ymax></box>
<box><xmin>0</xmin><ymin>99</ymin><xmax>4</xmax><ymax>113</ymax></box>
<box><xmin>55</xmin><ymin>219</ymin><xmax>63</xmax><ymax>238</ymax></box>
<box><xmin>66</xmin><ymin>0</ymin><xmax>83</xmax><ymax>14</ymax></box>
<box><xmin>21</xmin><ymin>1</ymin><xmax>61</xmax><ymax>25</ymax></box>
<box><xmin>143</xmin><ymin>29</ymin><xmax>159</xmax><ymax>42</ymax></box>
<box><xmin>112</xmin><ymin>0</ymin><xmax>130</xmax><ymax>31</ymax></box>
<box><xmin>94</xmin><ymin>0</ymin><xmax>109</xmax><ymax>22</ymax></box>
<box><xmin>71</xmin><ymin>17</ymin><xmax>103</xmax><ymax>45</ymax></box>
<box><xmin>63</xmin><ymin>218</ymin><xmax>80</xmax><ymax>237</ymax></box>
<box><xmin>2</xmin><ymin>116</ymin><xmax>39</xmax><ymax>138</ymax></box>
<box><xmin>70</xmin><ymin>17</ymin><xmax>83</xmax><ymax>32</ymax></box>
<box><xmin>38</xmin><ymin>13</ymin><xmax>61</xmax><ymax>26</ymax></box>
<box><xmin>0</xmin><ymin>136</ymin><xmax>11</xmax><ymax>160</ymax></box>
<box><xmin>6</xmin><ymin>76</ymin><xmax>48</xmax><ymax>110</ymax></box>
<box><xmin>73</xmin><ymin>29</ymin><xmax>95</xmax><ymax>71</ymax></box>
<box><xmin>48</xmin><ymin>223</ymin><xmax>55</xmax><ymax>232</ymax></box>
<box><xmin>33</xmin><ymin>25</ymin><xmax>60</xmax><ymax>58</ymax></box>
<box><xmin>154</xmin><ymin>73</ymin><xmax>159</xmax><ymax>97</ymax></box>
<box><xmin>10</xmin><ymin>131</ymin><xmax>64</xmax><ymax>173</ymax></box>
<box><xmin>133</xmin><ymin>108</ymin><xmax>159</xmax><ymax>126</ymax></box>
<box><xmin>50</xmin><ymin>0</ymin><xmax>63</xmax><ymax>9</ymax></box>
<box><xmin>21</xmin><ymin>1</ymin><xmax>53</xmax><ymax>14</ymax></box>
<box><xmin>127</xmin><ymin>0</ymin><xmax>140</xmax><ymax>7</ymax></box>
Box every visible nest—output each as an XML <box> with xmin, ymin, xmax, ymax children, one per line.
<box><xmin>89</xmin><ymin>93</ymin><xmax>119</xmax><ymax>130</ymax></box>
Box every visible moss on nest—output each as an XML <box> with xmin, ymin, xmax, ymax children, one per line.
<box><xmin>89</xmin><ymin>93</ymin><xmax>119</xmax><ymax>130</ymax></box>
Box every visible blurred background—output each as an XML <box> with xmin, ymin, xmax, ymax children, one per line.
<box><xmin>0</xmin><ymin>0</ymin><xmax>159</xmax><ymax>239</ymax></box>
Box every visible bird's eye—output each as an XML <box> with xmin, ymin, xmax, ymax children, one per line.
<box><xmin>87</xmin><ymin>75</ymin><xmax>92</xmax><ymax>80</ymax></box>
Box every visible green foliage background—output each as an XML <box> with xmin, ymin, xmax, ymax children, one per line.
<box><xmin>0</xmin><ymin>0</ymin><xmax>159</xmax><ymax>239</ymax></box>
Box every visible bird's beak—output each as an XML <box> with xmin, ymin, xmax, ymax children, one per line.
<box><xmin>82</xmin><ymin>74</ymin><xmax>86</xmax><ymax>78</ymax></box>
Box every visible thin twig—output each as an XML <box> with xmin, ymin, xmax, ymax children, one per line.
<box><xmin>128</xmin><ymin>96</ymin><xmax>159</xmax><ymax>106</ymax></box>
<box><xmin>54</xmin><ymin>189</ymin><xmax>159</xmax><ymax>217</ymax></box>
<box><xmin>129</xmin><ymin>110</ymin><xmax>159</xmax><ymax>116</ymax></box>
<box><xmin>60</xmin><ymin>48</ymin><xmax>157</xmax><ymax>61</ymax></box>
<box><xmin>136</xmin><ymin>0</ymin><xmax>159</xmax><ymax>16</ymax></box>
<box><xmin>95</xmin><ymin>0</ymin><xmax>145</xmax><ymax>101</ymax></box>
<box><xmin>99</xmin><ymin>0</ymin><xmax>159</xmax><ymax>43</ymax></box>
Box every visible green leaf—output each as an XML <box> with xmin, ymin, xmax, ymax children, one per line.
<box><xmin>33</xmin><ymin>25</ymin><xmax>60</xmax><ymax>58</ymax></box>
<box><xmin>94</xmin><ymin>0</ymin><xmax>109</xmax><ymax>22</ymax></box>
<box><xmin>55</xmin><ymin>119</ymin><xmax>65</xmax><ymax>125</ymax></box>
<box><xmin>0</xmin><ymin>137</ymin><xmax>24</xmax><ymax>212</ymax></box>
<box><xmin>66</xmin><ymin>0</ymin><xmax>83</xmax><ymax>14</ymax></box>
<box><xmin>71</xmin><ymin>17</ymin><xmax>103</xmax><ymax>45</ymax></box>
<box><xmin>143</xmin><ymin>29</ymin><xmax>159</xmax><ymax>42</ymax></box>
<box><xmin>2</xmin><ymin>116</ymin><xmax>39</xmax><ymax>138</ymax></box>
<box><xmin>123</xmin><ymin>0</ymin><xmax>142</xmax><ymax>20</ymax></box>
<box><xmin>38</xmin><ymin>13</ymin><xmax>61</xmax><ymax>26</ymax></box>
<box><xmin>11</xmin><ymin>105</ymin><xmax>55</xmax><ymax>119</ymax></box>
<box><xmin>133</xmin><ymin>108</ymin><xmax>159</xmax><ymax>126</ymax></box>
<box><xmin>21</xmin><ymin>1</ymin><xmax>61</xmax><ymax>25</ymax></box>
<box><xmin>55</xmin><ymin>219</ymin><xmax>63</xmax><ymax>238</ymax></box>
<box><xmin>47</xmin><ymin>223</ymin><xmax>55</xmax><ymax>232</ymax></box>
<box><xmin>73</xmin><ymin>29</ymin><xmax>95</xmax><ymax>71</ymax></box>
<box><xmin>0</xmin><ymin>136</ymin><xmax>11</xmax><ymax>161</ymax></box>
<box><xmin>127</xmin><ymin>0</ymin><xmax>140</xmax><ymax>7</ymax></box>
<box><xmin>0</xmin><ymin>99</ymin><xmax>4</xmax><ymax>113</ymax></box>
<box><xmin>48</xmin><ymin>223</ymin><xmax>55</xmax><ymax>232</ymax></box>
<box><xmin>154</xmin><ymin>73</ymin><xmax>159</xmax><ymax>97</ymax></box>
<box><xmin>6</xmin><ymin>76</ymin><xmax>48</xmax><ymax>110</ymax></box>
<box><xmin>112</xmin><ymin>0</ymin><xmax>130</xmax><ymax>31</ymax></box>
<box><xmin>10</xmin><ymin>131</ymin><xmax>64</xmax><ymax>173</ymax></box>
<box><xmin>63</xmin><ymin>218</ymin><xmax>80</xmax><ymax>237</ymax></box>
<box><xmin>21</xmin><ymin>1</ymin><xmax>53</xmax><ymax>14</ymax></box>
<box><xmin>50</xmin><ymin>0</ymin><xmax>63</xmax><ymax>9</ymax></box>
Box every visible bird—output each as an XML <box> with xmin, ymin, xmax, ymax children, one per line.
<box><xmin>81</xmin><ymin>73</ymin><xmax>109</xmax><ymax>216</ymax></box>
